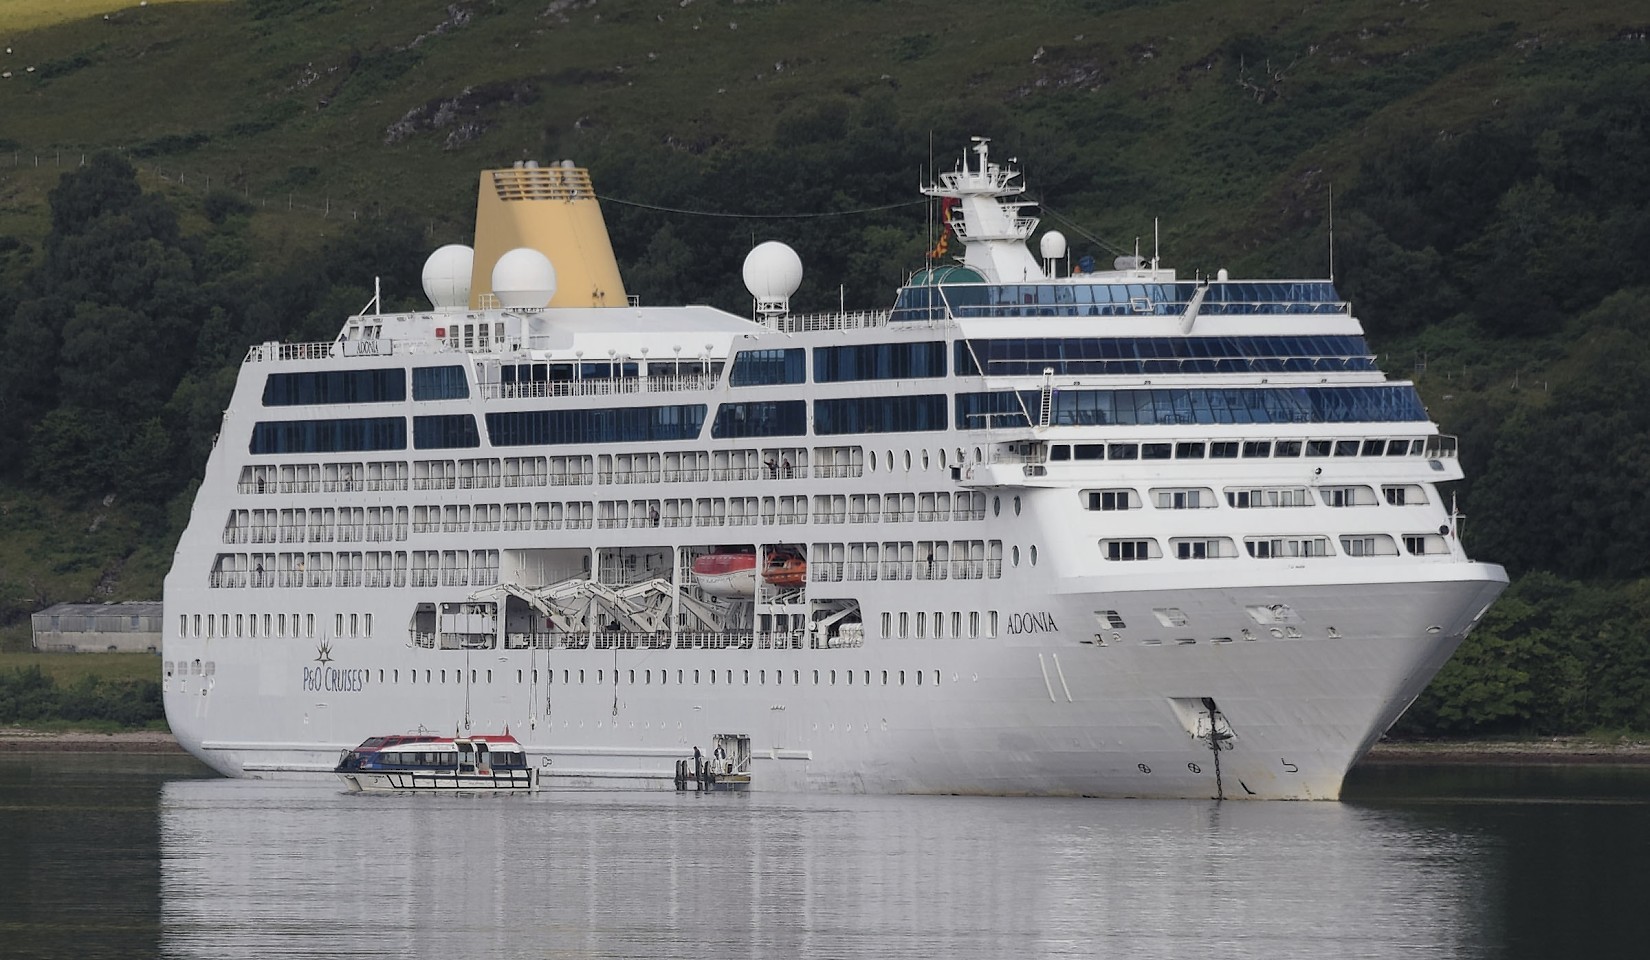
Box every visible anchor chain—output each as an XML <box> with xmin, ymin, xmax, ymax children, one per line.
<box><xmin>1203</xmin><ymin>696</ymin><xmax>1227</xmax><ymax>801</ymax></box>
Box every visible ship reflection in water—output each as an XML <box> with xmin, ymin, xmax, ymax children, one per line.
<box><xmin>150</xmin><ymin>766</ymin><xmax>1650</xmax><ymax>959</ymax></box>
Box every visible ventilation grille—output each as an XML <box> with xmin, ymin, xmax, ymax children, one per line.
<box><xmin>490</xmin><ymin>167</ymin><xmax>594</xmax><ymax>201</ymax></box>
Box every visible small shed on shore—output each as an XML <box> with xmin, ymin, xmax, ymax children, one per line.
<box><xmin>31</xmin><ymin>602</ymin><xmax>163</xmax><ymax>653</ymax></box>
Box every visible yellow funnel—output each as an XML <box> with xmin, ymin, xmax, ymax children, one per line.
<box><xmin>470</xmin><ymin>164</ymin><xmax>628</xmax><ymax>309</ymax></box>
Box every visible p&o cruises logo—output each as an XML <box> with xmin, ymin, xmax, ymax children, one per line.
<box><xmin>302</xmin><ymin>639</ymin><xmax>366</xmax><ymax>693</ymax></box>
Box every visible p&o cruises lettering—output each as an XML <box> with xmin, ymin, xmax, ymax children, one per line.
<box><xmin>1006</xmin><ymin>612</ymin><xmax>1058</xmax><ymax>635</ymax></box>
<box><xmin>302</xmin><ymin>666</ymin><xmax>368</xmax><ymax>693</ymax></box>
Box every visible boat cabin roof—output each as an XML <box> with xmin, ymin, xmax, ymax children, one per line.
<box><xmin>350</xmin><ymin>734</ymin><xmax>523</xmax><ymax>754</ymax></box>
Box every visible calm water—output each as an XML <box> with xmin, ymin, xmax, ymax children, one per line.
<box><xmin>1</xmin><ymin>756</ymin><xmax>1646</xmax><ymax>959</ymax></box>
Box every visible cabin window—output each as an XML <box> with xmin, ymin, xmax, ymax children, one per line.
<box><xmin>1105</xmin><ymin>539</ymin><xmax>1151</xmax><ymax>561</ymax></box>
<box><xmin>1086</xmin><ymin>489</ymin><xmax>1137</xmax><ymax>511</ymax></box>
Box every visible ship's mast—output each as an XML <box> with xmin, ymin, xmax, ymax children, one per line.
<box><xmin>921</xmin><ymin>137</ymin><xmax>1045</xmax><ymax>283</ymax></box>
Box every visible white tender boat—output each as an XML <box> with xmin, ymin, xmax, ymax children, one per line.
<box><xmin>334</xmin><ymin>733</ymin><xmax>539</xmax><ymax>793</ymax></box>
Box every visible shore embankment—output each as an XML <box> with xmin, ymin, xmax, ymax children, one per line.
<box><xmin>3</xmin><ymin>729</ymin><xmax>1647</xmax><ymax>763</ymax></box>
<box><xmin>1360</xmin><ymin>737</ymin><xmax>1650</xmax><ymax>766</ymax></box>
<box><xmin>0</xmin><ymin>729</ymin><xmax>186</xmax><ymax>754</ymax></box>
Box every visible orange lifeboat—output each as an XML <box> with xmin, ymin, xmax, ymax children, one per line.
<box><xmin>762</xmin><ymin>552</ymin><xmax>807</xmax><ymax>587</ymax></box>
<box><xmin>692</xmin><ymin>551</ymin><xmax>756</xmax><ymax>598</ymax></box>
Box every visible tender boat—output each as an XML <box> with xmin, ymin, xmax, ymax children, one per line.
<box><xmin>334</xmin><ymin>732</ymin><xmax>540</xmax><ymax>793</ymax></box>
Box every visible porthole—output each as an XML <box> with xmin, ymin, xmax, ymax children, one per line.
<box><xmin>887</xmin><ymin>450</ymin><xmax>895</xmax><ymax>471</ymax></box>
<box><xmin>936</xmin><ymin>449</ymin><xmax>945</xmax><ymax>469</ymax></box>
<box><xmin>869</xmin><ymin>450</ymin><xmax>877</xmax><ymax>472</ymax></box>
<box><xmin>904</xmin><ymin>450</ymin><xmax>912</xmax><ymax>471</ymax></box>
<box><xmin>1030</xmin><ymin>545</ymin><xmax>1038</xmax><ymax>565</ymax></box>
<box><xmin>1012</xmin><ymin>545</ymin><xmax>1021</xmax><ymax>567</ymax></box>
<box><xmin>993</xmin><ymin>496</ymin><xmax>1001</xmax><ymax>517</ymax></box>
<box><xmin>1013</xmin><ymin>496</ymin><xmax>1022</xmax><ymax>516</ymax></box>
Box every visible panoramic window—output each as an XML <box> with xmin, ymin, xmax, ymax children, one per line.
<box><xmin>486</xmin><ymin>405</ymin><xmax>707</xmax><ymax>446</ymax></box>
<box><xmin>728</xmin><ymin>348</ymin><xmax>806</xmax><ymax>387</ymax></box>
<box><xmin>262</xmin><ymin>369</ymin><xmax>405</xmax><ymax>406</ymax></box>
<box><xmin>815</xmin><ymin>342</ymin><xmax>946</xmax><ymax>382</ymax></box>
<box><xmin>412</xmin><ymin>365</ymin><xmax>470</xmax><ymax>401</ymax></box>
<box><xmin>710</xmin><ymin>401</ymin><xmax>807</xmax><ymax>438</ymax></box>
<box><xmin>250</xmin><ymin>418</ymin><xmax>406</xmax><ymax>454</ymax></box>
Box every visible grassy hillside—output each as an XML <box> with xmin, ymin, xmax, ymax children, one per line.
<box><xmin>2</xmin><ymin>1</ymin><xmax>1640</xmax><ymax>278</ymax></box>
<box><xmin>0</xmin><ymin>482</ymin><xmax>173</xmax><ymax>635</ymax></box>
<box><xmin>0</xmin><ymin>651</ymin><xmax>158</xmax><ymax>686</ymax></box>
<box><xmin>2</xmin><ymin>0</ymin><xmax>202</xmax><ymax>35</ymax></box>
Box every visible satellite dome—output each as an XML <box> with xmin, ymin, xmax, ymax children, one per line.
<box><xmin>1039</xmin><ymin>230</ymin><xmax>1068</xmax><ymax>260</ymax></box>
<box><xmin>491</xmin><ymin>247</ymin><xmax>557</xmax><ymax>309</ymax></box>
<box><xmin>742</xmin><ymin>241</ymin><xmax>803</xmax><ymax>301</ymax></box>
<box><xmin>421</xmin><ymin>244</ymin><xmax>474</xmax><ymax>311</ymax></box>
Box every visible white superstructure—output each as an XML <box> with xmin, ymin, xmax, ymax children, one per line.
<box><xmin>162</xmin><ymin>140</ymin><xmax>1506</xmax><ymax>799</ymax></box>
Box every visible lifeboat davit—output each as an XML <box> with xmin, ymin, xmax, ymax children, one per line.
<box><xmin>692</xmin><ymin>552</ymin><xmax>757</xmax><ymax>598</ymax></box>
<box><xmin>763</xmin><ymin>553</ymin><xmax>807</xmax><ymax>587</ymax></box>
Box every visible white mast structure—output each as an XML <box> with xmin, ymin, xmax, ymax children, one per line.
<box><xmin>921</xmin><ymin>137</ymin><xmax>1044</xmax><ymax>284</ymax></box>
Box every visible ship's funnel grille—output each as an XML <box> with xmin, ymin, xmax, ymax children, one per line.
<box><xmin>490</xmin><ymin>168</ymin><xmax>594</xmax><ymax>202</ymax></box>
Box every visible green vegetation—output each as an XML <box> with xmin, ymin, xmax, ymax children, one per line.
<box><xmin>0</xmin><ymin>1</ymin><xmax>1646</xmax><ymax>736</ymax></box>
<box><xmin>0</xmin><ymin>653</ymin><xmax>164</xmax><ymax>729</ymax></box>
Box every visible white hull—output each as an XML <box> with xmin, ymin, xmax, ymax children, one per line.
<box><xmin>166</xmin><ymin>571</ymin><xmax>1501</xmax><ymax>800</ymax></box>
<box><xmin>338</xmin><ymin>769</ymin><xmax>539</xmax><ymax>793</ymax></box>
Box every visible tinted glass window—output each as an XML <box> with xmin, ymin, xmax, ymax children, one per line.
<box><xmin>263</xmin><ymin>369</ymin><xmax>405</xmax><ymax>406</ymax></box>
<box><xmin>412</xmin><ymin>366</ymin><xmax>469</xmax><ymax>401</ymax></box>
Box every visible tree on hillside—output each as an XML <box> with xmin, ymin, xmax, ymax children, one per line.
<box><xmin>0</xmin><ymin>154</ymin><xmax>206</xmax><ymax>501</ymax></box>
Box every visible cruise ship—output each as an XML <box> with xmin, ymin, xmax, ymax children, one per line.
<box><xmin>161</xmin><ymin>139</ymin><xmax>1507</xmax><ymax>799</ymax></box>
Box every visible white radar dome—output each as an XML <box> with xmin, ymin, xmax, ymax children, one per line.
<box><xmin>491</xmin><ymin>247</ymin><xmax>557</xmax><ymax>309</ymax></box>
<box><xmin>742</xmin><ymin>241</ymin><xmax>804</xmax><ymax>301</ymax></box>
<box><xmin>1039</xmin><ymin>230</ymin><xmax>1068</xmax><ymax>260</ymax></box>
<box><xmin>422</xmin><ymin>244</ymin><xmax>474</xmax><ymax>311</ymax></box>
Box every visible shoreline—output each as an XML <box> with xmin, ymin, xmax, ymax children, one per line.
<box><xmin>3</xmin><ymin>729</ymin><xmax>1647</xmax><ymax>764</ymax></box>
<box><xmin>1359</xmin><ymin>737</ymin><xmax>1650</xmax><ymax>766</ymax></box>
<box><xmin>0</xmin><ymin>729</ymin><xmax>186</xmax><ymax>754</ymax></box>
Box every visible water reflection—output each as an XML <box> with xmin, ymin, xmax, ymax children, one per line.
<box><xmin>5</xmin><ymin>756</ymin><xmax>1640</xmax><ymax>960</ymax></box>
<box><xmin>158</xmin><ymin>780</ymin><xmax>1516</xmax><ymax>959</ymax></box>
